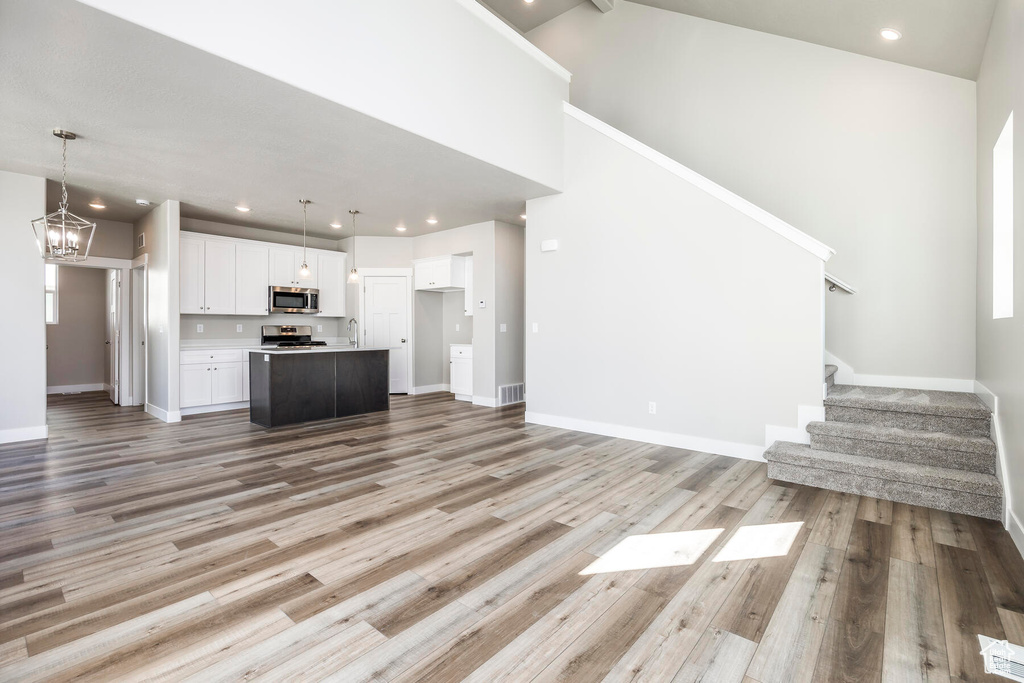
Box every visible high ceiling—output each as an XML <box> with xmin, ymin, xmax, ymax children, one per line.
<box><xmin>483</xmin><ymin>0</ymin><xmax>997</xmax><ymax>80</ymax></box>
<box><xmin>1</xmin><ymin>1</ymin><xmax>546</xmax><ymax>240</ymax></box>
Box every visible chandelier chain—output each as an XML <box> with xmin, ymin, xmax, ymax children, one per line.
<box><xmin>60</xmin><ymin>137</ymin><xmax>68</xmax><ymax>212</ymax></box>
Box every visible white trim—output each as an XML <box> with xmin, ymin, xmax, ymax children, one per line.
<box><xmin>824</xmin><ymin>272</ymin><xmax>857</xmax><ymax>294</ymax></box>
<box><xmin>473</xmin><ymin>396</ymin><xmax>499</xmax><ymax>408</ymax></box>
<box><xmin>563</xmin><ymin>102</ymin><xmax>835</xmax><ymax>263</ymax></box>
<box><xmin>146</xmin><ymin>403</ymin><xmax>181</xmax><ymax>423</ymax></box>
<box><xmin>181</xmin><ymin>401</ymin><xmax>249</xmax><ymax>416</ymax></box>
<box><xmin>0</xmin><ymin>425</ymin><xmax>48</xmax><ymax>444</ymax></box>
<box><xmin>410</xmin><ymin>384</ymin><xmax>450</xmax><ymax>395</ymax></box>
<box><xmin>1008</xmin><ymin>508</ymin><xmax>1024</xmax><ymax>562</ymax></box>
<box><xmin>57</xmin><ymin>255</ymin><xmax>132</xmax><ymax>270</ymax></box>
<box><xmin>824</xmin><ymin>350</ymin><xmax>974</xmax><ymax>392</ymax></box>
<box><xmin>976</xmin><ymin>380</ymin><xmax>1012</xmax><ymax>530</ymax></box>
<box><xmin>764</xmin><ymin>404</ymin><xmax>826</xmax><ymax>447</ymax></box>
<box><xmin>131</xmin><ymin>253</ymin><xmax>149</xmax><ymax>269</ymax></box>
<box><xmin>358</xmin><ymin>268</ymin><xmax>415</xmax><ymax>396</ymax></box>
<box><xmin>525</xmin><ymin>411</ymin><xmax>765</xmax><ymax>461</ymax></box>
<box><xmin>453</xmin><ymin>0</ymin><xmax>572</xmax><ymax>83</ymax></box>
<box><xmin>47</xmin><ymin>383</ymin><xmax>105</xmax><ymax>394</ymax></box>
<box><xmin>455</xmin><ymin>394</ymin><xmax>473</xmax><ymax>403</ymax></box>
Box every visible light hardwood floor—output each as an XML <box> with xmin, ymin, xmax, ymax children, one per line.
<box><xmin>0</xmin><ymin>392</ymin><xmax>1021</xmax><ymax>681</ymax></box>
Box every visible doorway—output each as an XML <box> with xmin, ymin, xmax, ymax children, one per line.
<box><xmin>362</xmin><ymin>274</ymin><xmax>412</xmax><ymax>394</ymax></box>
<box><xmin>131</xmin><ymin>263</ymin><xmax>147</xmax><ymax>407</ymax></box>
<box><xmin>106</xmin><ymin>269</ymin><xmax>120</xmax><ymax>404</ymax></box>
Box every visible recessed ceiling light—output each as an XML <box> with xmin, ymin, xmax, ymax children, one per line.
<box><xmin>396</xmin><ymin>226</ymin><xmax>407</xmax><ymax>232</ymax></box>
<box><xmin>330</xmin><ymin>222</ymin><xmax>342</xmax><ymax>229</ymax></box>
<box><xmin>426</xmin><ymin>218</ymin><xmax>438</xmax><ymax>225</ymax></box>
<box><xmin>520</xmin><ymin>214</ymin><xmax>527</xmax><ymax>220</ymax></box>
<box><xmin>880</xmin><ymin>28</ymin><xmax>902</xmax><ymax>41</ymax></box>
<box><xmin>524</xmin><ymin>0</ymin><xmax>534</xmax><ymax>4</ymax></box>
<box><xmin>89</xmin><ymin>202</ymin><xmax>105</xmax><ymax>209</ymax></box>
<box><xmin>135</xmin><ymin>199</ymin><xmax>150</xmax><ymax>207</ymax></box>
<box><xmin>235</xmin><ymin>205</ymin><xmax>250</xmax><ymax>212</ymax></box>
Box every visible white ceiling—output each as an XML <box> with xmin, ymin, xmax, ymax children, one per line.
<box><xmin>485</xmin><ymin>0</ymin><xmax>996</xmax><ymax>80</ymax></box>
<box><xmin>1</xmin><ymin>1</ymin><xmax>550</xmax><ymax>240</ymax></box>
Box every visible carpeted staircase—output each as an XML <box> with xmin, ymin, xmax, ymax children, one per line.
<box><xmin>765</xmin><ymin>366</ymin><xmax>1002</xmax><ymax>519</ymax></box>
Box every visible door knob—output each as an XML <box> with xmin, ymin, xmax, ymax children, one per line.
<box><xmin>401</xmin><ymin>339</ymin><xmax>406</xmax><ymax>343</ymax></box>
<box><xmin>105</xmin><ymin>341</ymin><xmax>110</xmax><ymax>345</ymax></box>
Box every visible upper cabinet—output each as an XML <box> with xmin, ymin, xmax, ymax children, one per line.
<box><xmin>316</xmin><ymin>252</ymin><xmax>347</xmax><ymax>318</ymax></box>
<box><xmin>414</xmin><ymin>255</ymin><xmax>467</xmax><ymax>292</ymax></box>
<box><xmin>179</xmin><ymin>235</ymin><xmax>236</xmax><ymax>315</ymax></box>
<box><xmin>180</xmin><ymin>232</ymin><xmax>347</xmax><ymax>317</ymax></box>
<box><xmin>464</xmin><ymin>256</ymin><xmax>474</xmax><ymax>317</ymax></box>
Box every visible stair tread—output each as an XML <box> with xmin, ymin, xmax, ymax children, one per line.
<box><xmin>824</xmin><ymin>365</ymin><xmax>838</xmax><ymax>380</ymax></box>
<box><xmin>825</xmin><ymin>384</ymin><xmax>990</xmax><ymax>419</ymax></box>
<box><xmin>765</xmin><ymin>441</ymin><xmax>1001</xmax><ymax>497</ymax></box>
<box><xmin>806</xmin><ymin>421</ymin><xmax>996</xmax><ymax>455</ymax></box>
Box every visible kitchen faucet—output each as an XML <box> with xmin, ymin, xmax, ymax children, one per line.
<box><xmin>347</xmin><ymin>318</ymin><xmax>359</xmax><ymax>348</ymax></box>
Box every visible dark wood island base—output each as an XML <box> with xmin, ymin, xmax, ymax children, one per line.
<box><xmin>248</xmin><ymin>348</ymin><xmax>390</xmax><ymax>428</ymax></box>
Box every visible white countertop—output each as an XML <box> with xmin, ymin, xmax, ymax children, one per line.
<box><xmin>249</xmin><ymin>345</ymin><xmax>387</xmax><ymax>355</ymax></box>
<box><xmin>181</xmin><ymin>337</ymin><xmax>352</xmax><ymax>351</ymax></box>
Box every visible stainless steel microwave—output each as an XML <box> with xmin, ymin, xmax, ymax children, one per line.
<box><xmin>269</xmin><ymin>286</ymin><xmax>319</xmax><ymax>314</ymax></box>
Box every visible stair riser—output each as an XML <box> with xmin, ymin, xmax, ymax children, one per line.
<box><xmin>826</xmin><ymin>375</ymin><xmax>835</xmax><ymax>390</ymax></box>
<box><xmin>825</xmin><ymin>405</ymin><xmax>990</xmax><ymax>438</ymax></box>
<box><xmin>767</xmin><ymin>462</ymin><xmax>1001</xmax><ymax>520</ymax></box>
<box><xmin>808</xmin><ymin>434</ymin><xmax>996</xmax><ymax>475</ymax></box>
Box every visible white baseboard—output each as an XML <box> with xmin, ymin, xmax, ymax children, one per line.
<box><xmin>764</xmin><ymin>404</ymin><xmax>826</xmax><ymax>447</ymax></box>
<box><xmin>0</xmin><ymin>424</ymin><xmax>49</xmax><ymax>444</ymax></box>
<box><xmin>473</xmin><ymin>396</ymin><xmax>498</xmax><ymax>408</ymax></box>
<box><xmin>524</xmin><ymin>411</ymin><xmax>765</xmax><ymax>462</ymax></box>
<box><xmin>975</xmin><ymin>381</ymin><xmax>1013</xmax><ymax>530</ymax></box>
<box><xmin>410</xmin><ymin>384</ymin><xmax>450</xmax><ymax>395</ymax></box>
<box><xmin>1008</xmin><ymin>509</ymin><xmax>1024</xmax><ymax>562</ymax></box>
<box><xmin>47</xmin><ymin>383</ymin><xmax>105</xmax><ymax>394</ymax></box>
<box><xmin>454</xmin><ymin>394</ymin><xmax>472</xmax><ymax>402</ymax></box>
<box><xmin>181</xmin><ymin>401</ymin><xmax>250</xmax><ymax>416</ymax></box>
<box><xmin>146</xmin><ymin>403</ymin><xmax>182</xmax><ymax>423</ymax></box>
<box><xmin>824</xmin><ymin>350</ymin><xmax>974</xmax><ymax>392</ymax></box>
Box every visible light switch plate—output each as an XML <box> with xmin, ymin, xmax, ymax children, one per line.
<box><xmin>500</xmin><ymin>323</ymin><xmax>507</xmax><ymax>332</ymax></box>
<box><xmin>317</xmin><ymin>325</ymin><xmax>323</xmax><ymax>332</ymax></box>
<box><xmin>197</xmin><ymin>323</ymin><xmax>203</xmax><ymax>333</ymax></box>
<box><xmin>456</xmin><ymin>324</ymin><xmax>460</xmax><ymax>332</ymax></box>
<box><xmin>532</xmin><ymin>323</ymin><xmax>539</xmax><ymax>333</ymax></box>
<box><xmin>478</xmin><ymin>300</ymin><xmax>486</xmax><ymax>308</ymax></box>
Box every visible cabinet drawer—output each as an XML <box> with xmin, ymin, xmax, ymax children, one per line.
<box><xmin>450</xmin><ymin>345</ymin><xmax>473</xmax><ymax>359</ymax></box>
<box><xmin>181</xmin><ymin>349</ymin><xmax>245</xmax><ymax>365</ymax></box>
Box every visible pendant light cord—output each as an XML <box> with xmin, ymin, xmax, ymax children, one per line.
<box><xmin>301</xmin><ymin>199</ymin><xmax>309</xmax><ymax>265</ymax></box>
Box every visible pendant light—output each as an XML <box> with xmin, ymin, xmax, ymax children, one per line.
<box><xmin>348</xmin><ymin>209</ymin><xmax>360</xmax><ymax>283</ymax></box>
<box><xmin>30</xmin><ymin>129</ymin><xmax>96</xmax><ymax>262</ymax></box>
<box><xmin>298</xmin><ymin>199</ymin><xmax>311</xmax><ymax>279</ymax></box>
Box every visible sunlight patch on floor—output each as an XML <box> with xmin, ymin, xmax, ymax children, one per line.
<box><xmin>580</xmin><ymin>528</ymin><xmax>724</xmax><ymax>575</ymax></box>
<box><xmin>712</xmin><ymin>521</ymin><xmax>803</xmax><ymax>562</ymax></box>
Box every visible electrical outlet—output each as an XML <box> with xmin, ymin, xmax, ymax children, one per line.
<box><xmin>500</xmin><ymin>323</ymin><xmax>507</xmax><ymax>332</ymax></box>
<box><xmin>236</xmin><ymin>324</ymin><xmax>243</xmax><ymax>333</ymax></box>
<box><xmin>317</xmin><ymin>325</ymin><xmax>323</xmax><ymax>332</ymax></box>
<box><xmin>648</xmin><ymin>402</ymin><xmax>656</xmax><ymax>415</ymax></box>
<box><xmin>197</xmin><ymin>324</ymin><xmax>203</xmax><ymax>333</ymax></box>
<box><xmin>532</xmin><ymin>322</ymin><xmax>539</xmax><ymax>333</ymax></box>
<box><xmin>456</xmin><ymin>323</ymin><xmax>460</xmax><ymax>332</ymax></box>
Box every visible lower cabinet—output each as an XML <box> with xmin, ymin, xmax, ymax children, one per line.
<box><xmin>180</xmin><ymin>349</ymin><xmax>250</xmax><ymax>410</ymax></box>
<box><xmin>450</xmin><ymin>344</ymin><xmax>473</xmax><ymax>400</ymax></box>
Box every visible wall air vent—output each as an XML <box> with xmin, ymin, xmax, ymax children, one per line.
<box><xmin>498</xmin><ymin>383</ymin><xmax>524</xmax><ymax>406</ymax></box>
<box><xmin>980</xmin><ymin>635</ymin><xmax>1024</xmax><ymax>681</ymax></box>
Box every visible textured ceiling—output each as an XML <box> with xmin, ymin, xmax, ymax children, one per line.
<box><xmin>485</xmin><ymin>0</ymin><xmax>996</xmax><ymax>80</ymax></box>
<box><xmin>1</xmin><ymin>0</ymin><xmax>547</xmax><ymax>239</ymax></box>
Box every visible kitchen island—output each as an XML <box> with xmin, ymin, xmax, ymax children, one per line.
<box><xmin>248</xmin><ymin>346</ymin><xmax>390</xmax><ymax>428</ymax></box>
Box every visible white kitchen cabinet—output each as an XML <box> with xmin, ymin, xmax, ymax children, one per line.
<box><xmin>270</xmin><ymin>247</ymin><xmax>317</xmax><ymax>288</ymax></box>
<box><xmin>236</xmin><ymin>243</ymin><xmax>270</xmax><ymax>315</ymax></box>
<box><xmin>414</xmin><ymin>256</ymin><xmax>466</xmax><ymax>292</ymax></box>
<box><xmin>180</xmin><ymin>363</ymin><xmax>213</xmax><ymax>408</ymax></box>
<box><xmin>179</xmin><ymin>237</ymin><xmax>236</xmax><ymax>314</ymax></box>
<box><xmin>464</xmin><ymin>256</ymin><xmax>473</xmax><ymax>317</ymax></box>
<box><xmin>316</xmin><ymin>252</ymin><xmax>347</xmax><ymax>317</ymax></box>
<box><xmin>450</xmin><ymin>344</ymin><xmax>473</xmax><ymax>400</ymax></box>
<box><xmin>179</xmin><ymin>236</ymin><xmax>206</xmax><ymax>314</ymax></box>
<box><xmin>211</xmin><ymin>361</ymin><xmax>246</xmax><ymax>404</ymax></box>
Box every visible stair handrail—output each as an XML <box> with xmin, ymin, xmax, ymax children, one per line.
<box><xmin>824</xmin><ymin>272</ymin><xmax>857</xmax><ymax>294</ymax></box>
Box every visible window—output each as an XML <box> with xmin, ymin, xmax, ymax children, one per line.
<box><xmin>993</xmin><ymin>111</ymin><xmax>1014</xmax><ymax>319</ymax></box>
<box><xmin>44</xmin><ymin>263</ymin><xmax>58</xmax><ymax>324</ymax></box>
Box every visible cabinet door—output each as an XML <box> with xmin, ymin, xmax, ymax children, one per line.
<box><xmin>179</xmin><ymin>236</ymin><xmax>206</xmax><ymax>314</ymax></box>
<box><xmin>203</xmin><ymin>240</ymin><xmax>236</xmax><ymax>315</ymax></box>
<box><xmin>270</xmin><ymin>247</ymin><xmax>298</xmax><ymax>287</ymax></box>
<box><xmin>451</xmin><ymin>358</ymin><xmax>473</xmax><ymax>396</ymax></box>
<box><xmin>316</xmin><ymin>252</ymin><xmax>346</xmax><ymax>317</ymax></box>
<box><xmin>180</xmin><ymin>364</ymin><xmax>212</xmax><ymax>407</ymax></box>
<box><xmin>464</xmin><ymin>256</ymin><xmax>473</xmax><ymax>316</ymax></box>
<box><xmin>414</xmin><ymin>261</ymin><xmax>434</xmax><ymax>290</ymax></box>
<box><xmin>236</xmin><ymin>244</ymin><xmax>270</xmax><ymax>315</ymax></box>
<box><xmin>430</xmin><ymin>259</ymin><xmax>451</xmax><ymax>289</ymax></box>
<box><xmin>212</xmin><ymin>362</ymin><xmax>245</xmax><ymax>404</ymax></box>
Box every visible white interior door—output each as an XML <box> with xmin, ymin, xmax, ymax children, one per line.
<box><xmin>364</xmin><ymin>276</ymin><xmax>409</xmax><ymax>394</ymax></box>
<box><xmin>131</xmin><ymin>265</ymin><xmax>147</xmax><ymax>407</ymax></box>
<box><xmin>107</xmin><ymin>269</ymin><xmax>119</xmax><ymax>404</ymax></box>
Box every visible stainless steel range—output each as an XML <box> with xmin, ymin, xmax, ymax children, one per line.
<box><xmin>260</xmin><ymin>325</ymin><xmax>328</xmax><ymax>349</ymax></box>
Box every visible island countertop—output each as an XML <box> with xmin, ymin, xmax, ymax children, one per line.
<box><xmin>249</xmin><ymin>345</ymin><xmax>385</xmax><ymax>355</ymax></box>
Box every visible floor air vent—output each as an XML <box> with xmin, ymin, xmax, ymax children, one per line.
<box><xmin>498</xmin><ymin>383</ymin><xmax>525</xmax><ymax>406</ymax></box>
<box><xmin>980</xmin><ymin>635</ymin><xmax>1024</xmax><ymax>681</ymax></box>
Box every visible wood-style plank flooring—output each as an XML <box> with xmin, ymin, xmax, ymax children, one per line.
<box><xmin>1</xmin><ymin>391</ymin><xmax>1022</xmax><ymax>681</ymax></box>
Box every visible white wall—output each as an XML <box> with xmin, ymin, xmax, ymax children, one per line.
<box><xmin>0</xmin><ymin>171</ymin><xmax>47</xmax><ymax>442</ymax></box>
<box><xmin>134</xmin><ymin>201</ymin><xmax>181</xmax><ymax>422</ymax></box>
<box><xmin>975</xmin><ymin>0</ymin><xmax>1024</xmax><ymax>541</ymax></box>
<box><xmin>495</xmin><ymin>221</ymin><xmax>525</xmax><ymax>390</ymax></box>
<box><xmin>524</xmin><ymin>111</ymin><xmax>826</xmax><ymax>459</ymax></box>
<box><xmin>78</xmin><ymin>0</ymin><xmax>570</xmax><ymax>191</ymax></box>
<box><xmin>529</xmin><ymin>1</ymin><xmax>978</xmax><ymax>383</ymax></box>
